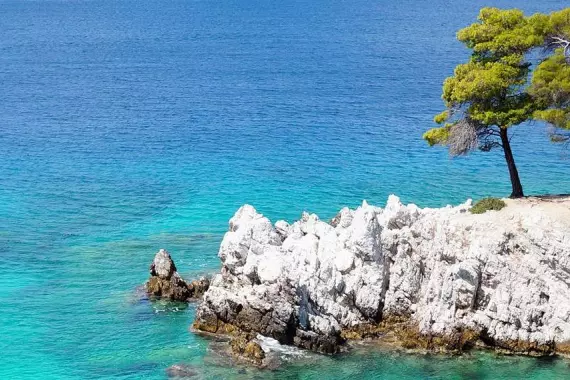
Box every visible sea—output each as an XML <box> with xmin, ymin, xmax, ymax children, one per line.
<box><xmin>1</xmin><ymin>0</ymin><xmax>570</xmax><ymax>378</ymax></box>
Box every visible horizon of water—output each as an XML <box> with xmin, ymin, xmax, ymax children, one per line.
<box><xmin>1</xmin><ymin>0</ymin><xmax>570</xmax><ymax>378</ymax></box>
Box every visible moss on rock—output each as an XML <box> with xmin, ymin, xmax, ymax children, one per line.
<box><xmin>229</xmin><ymin>333</ymin><xmax>266</xmax><ymax>366</ymax></box>
<box><xmin>395</xmin><ymin>326</ymin><xmax>480</xmax><ymax>353</ymax></box>
<box><xmin>489</xmin><ymin>339</ymin><xmax>555</xmax><ymax>357</ymax></box>
<box><xmin>555</xmin><ymin>341</ymin><xmax>570</xmax><ymax>356</ymax></box>
<box><xmin>192</xmin><ymin>316</ymin><xmax>239</xmax><ymax>336</ymax></box>
<box><xmin>342</xmin><ymin>315</ymin><xmax>481</xmax><ymax>354</ymax></box>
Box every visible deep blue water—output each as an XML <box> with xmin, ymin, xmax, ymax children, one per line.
<box><xmin>1</xmin><ymin>0</ymin><xmax>569</xmax><ymax>378</ymax></box>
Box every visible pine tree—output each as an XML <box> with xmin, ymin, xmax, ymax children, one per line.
<box><xmin>424</xmin><ymin>8</ymin><xmax>570</xmax><ymax>198</ymax></box>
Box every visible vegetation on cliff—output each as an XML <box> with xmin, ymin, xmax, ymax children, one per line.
<box><xmin>470</xmin><ymin>197</ymin><xmax>507</xmax><ymax>214</ymax></box>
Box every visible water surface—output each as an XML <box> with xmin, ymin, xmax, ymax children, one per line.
<box><xmin>1</xmin><ymin>0</ymin><xmax>569</xmax><ymax>378</ymax></box>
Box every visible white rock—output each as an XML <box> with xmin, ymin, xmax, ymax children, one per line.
<box><xmin>334</xmin><ymin>249</ymin><xmax>354</xmax><ymax>273</ymax></box>
<box><xmin>195</xmin><ymin>196</ymin><xmax>570</xmax><ymax>352</ymax></box>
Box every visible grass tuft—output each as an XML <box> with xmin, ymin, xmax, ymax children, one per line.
<box><xmin>470</xmin><ymin>197</ymin><xmax>506</xmax><ymax>214</ymax></box>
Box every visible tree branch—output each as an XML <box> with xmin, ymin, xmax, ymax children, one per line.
<box><xmin>548</xmin><ymin>35</ymin><xmax>570</xmax><ymax>61</ymax></box>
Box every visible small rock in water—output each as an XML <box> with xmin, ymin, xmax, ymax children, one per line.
<box><xmin>146</xmin><ymin>249</ymin><xmax>210</xmax><ymax>302</ymax></box>
<box><xmin>150</xmin><ymin>248</ymin><xmax>177</xmax><ymax>279</ymax></box>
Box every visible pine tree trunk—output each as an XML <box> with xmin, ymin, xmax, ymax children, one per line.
<box><xmin>499</xmin><ymin>127</ymin><xmax>524</xmax><ymax>198</ymax></box>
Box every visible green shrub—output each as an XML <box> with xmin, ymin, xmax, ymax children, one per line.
<box><xmin>470</xmin><ymin>197</ymin><xmax>507</xmax><ymax>214</ymax></box>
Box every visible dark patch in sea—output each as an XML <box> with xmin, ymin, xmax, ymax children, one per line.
<box><xmin>166</xmin><ymin>363</ymin><xmax>199</xmax><ymax>378</ymax></box>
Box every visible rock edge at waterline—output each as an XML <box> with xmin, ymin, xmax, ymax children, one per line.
<box><xmin>192</xmin><ymin>195</ymin><xmax>570</xmax><ymax>360</ymax></box>
<box><xmin>146</xmin><ymin>249</ymin><xmax>210</xmax><ymax>302</ymax></box>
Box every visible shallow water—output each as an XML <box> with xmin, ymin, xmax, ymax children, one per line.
<box><xmin>1</xmin><ymin>0</ymin><xmax>569</xmax><ymax>378</ymax></box>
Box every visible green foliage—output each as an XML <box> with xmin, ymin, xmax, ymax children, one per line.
<box><xmin>545</xmin><ymin>8</ymin><xmax>570</xmax><ymax>38</ymax></box>
<box><xmin>424</xmin><ymin>6</ymin><xmax>570</xmax><ymax>198</ymax></box>
<box><xmin>530</xmin><ymin>51</ymin><xmax>570</xmax><ymax>130</ymax></box>
<box><xmin>437</xmin><ymin>8</ymin><xmax>544</xmax><ymax>130</ymax></box>
<box><xmin>425</xmin><ymin>6</ymin><xmax>570</xmax><ymax>151</ymax></box>
<box><xmin>442</xmin><ymin>60</ymin><xmax>525</xmax><ymax>106</ymax></box>
<box><xmin>457</xmin><ymin>8</ymin><xmax>544</xmax><ymax>58</ymax></box>
<box><xmin>470</xmin><ymin>197</ymin><xmax>507</xmax><ymax>214</ymax></box>
<box><xmin>529</xmin><ymin>8</ymin><xmax>570</xmax><ymax>134</ymax></box>
<box><xmin>434</xmin><ymin>110</ymin><xmax>450</xmax><ymax>124</ymax></box>
<box><xmin>423</xmin><ymin>125</ymin><xmax>450</xmax><ymax>146</ymax></box>
<box><xmin>535</xmin><ymin>109</ymin><xmax>570</xmax><ymax>130</ymax></box>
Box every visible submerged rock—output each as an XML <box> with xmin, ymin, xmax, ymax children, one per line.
<box><xmin>229</xmin><ymin>333</ymin><xmax>266</xmax><ymax>366</ymax></box>
<box><xmin>146</xmin><ymin>249</ymin><xmax>209</xmax><ymax>302</ymax></box>
<box><xmin>193</xmin><ymin>195</ymin><xmax>570</xmax><ymax>357</ymax></box>
<box><xmin>165</xmin><ymin>364</ymin><xmax>198</xmax><ymax>378</ymax></box>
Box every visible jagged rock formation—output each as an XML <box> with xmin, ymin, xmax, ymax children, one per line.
<box><xmin>229</xmin><ymin>333</ymin><xmax>266</xmax><ymax>366</ymax></box>
<box><xmin>146</xmin><ymin>249</ymin><xmax>210</xmax><ymax>302</ymax></box>
<box><xmin>193</xmin><ymin>195</ymin><xmax>570</xmax><ymax>356</ymax></box>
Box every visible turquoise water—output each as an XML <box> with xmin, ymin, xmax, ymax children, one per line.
<box><xmin>1</xmin><ymin>0</ymin><xmax>570</xmax><ymax>378</ymax></box>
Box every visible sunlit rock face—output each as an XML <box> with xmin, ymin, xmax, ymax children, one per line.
<box><xmin>194</xmin><ymin>195</ymin><xmax>570</xmax><ymax>355</ymax></box>
<box><xmin>146</xmin><ymin>249</ymin><xmax>210</xmax><ymax>302</ymax></box>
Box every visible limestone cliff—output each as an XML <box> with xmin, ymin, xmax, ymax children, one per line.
<box><xmin>193</xmin><ymin>195</ymin><xmax>570</xmax><ymax>357</ymax></box>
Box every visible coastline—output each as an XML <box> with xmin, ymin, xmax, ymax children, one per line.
<box><xmin>190</xmin><ymin>195</ymin><xmax>570</xmax><ymax>365</ymax></box>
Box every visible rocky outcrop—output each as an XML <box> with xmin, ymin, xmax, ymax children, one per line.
<box><xmin>187</xmin><ymin>278</ymin><xmax>210</xmax><ymax>300</ymax></box>
<box><xmin>193</xmin><ymin>195</ymin><xmax>570</xmax><ymax>356</ymax></box>
<box><xmin>229</xmin><ymin>333</ymin><xmax>266</xmax><ymax>366</ymax></box>
<box><xmin>146</xmin><ymin>249</ymin><xmax>210</xmax><ymax>302</ymax></box>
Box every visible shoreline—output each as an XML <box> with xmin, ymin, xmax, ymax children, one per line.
<box><xmin>190</xmin><ymin>194</ymin><xmax>570</xmax><ymax>366</ymax></box>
